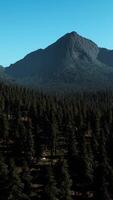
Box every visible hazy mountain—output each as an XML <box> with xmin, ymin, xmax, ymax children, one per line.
<box><xmin>5</xmin><ymin>32</ymin><xmax>113</xmax><ymax>91</ymax></box>
<box><xmin>98</xmin><ymin>48</ymin><xmax>113</xmax><ymax>67</ymax></box>
<box><xmin>0</xmin><ymin>65</ymin><xmax>10</xmax><ymax>81</ymax></box>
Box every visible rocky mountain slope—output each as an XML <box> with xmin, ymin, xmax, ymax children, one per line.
<box><xmin>5</xmin><ymin>32</ymin><xmax>113</xmax><ymax>90</ymax></box>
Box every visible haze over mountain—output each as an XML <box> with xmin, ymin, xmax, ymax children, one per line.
<box><xmin>5</xmin><ymin>32</ymin><xmax>113</xmax><ymax>91</ymax></box>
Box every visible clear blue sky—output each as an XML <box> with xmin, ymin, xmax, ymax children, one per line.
<box><xmin>0</xmin><ymin>0</ymin><xmax>113</xmax><ymax>66</ymax></box>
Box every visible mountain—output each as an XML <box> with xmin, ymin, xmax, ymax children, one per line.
<box><xmin>0</xmin><ymin>65</ymin><xmax>10</xmax><ymax>81</ymax></box>
<box><xmin>98</xmin><ymin>48</ymin><xmax>113</xmax><ymax>67</ymax></box>
<box><xmin>5</xmin><ymin>32</ymin><xmax>113</xmax><ymax>91</ymax></box>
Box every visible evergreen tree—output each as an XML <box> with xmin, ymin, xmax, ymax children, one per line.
<box><xmin>77</xmin><ymin>128</ymin><xmax>94</xmax><ymax>189</ymax></box>
<box><xmin>50</xmin><ymin>122</ymin><xmax>59</xmax><ymax>158</ymax></box>
<box><xmin>44</xmin><ymin>166</ymin><xmax>58</xmax><ymax>200</ymax></box>
<box><xmin>0</xmin><ymin>155</ymin><xmax>9</xmax><ymax>200</ymax></box>
<box><xmin>94</xmin><ymin>131</ymin><xmax>113</xmax><ymax>200</ymax></box>
<box><xmin>8</xmin><ymin>159</ymin><xmax>30</xmax><ymax>200</ymax></box>
<box><xmin>21</xmin><ymin>162</ymin><xmax>32</xmax><ymax>197</ymax></box>
<box><xmin>26</xmin><ymin>122</ymin><xmax>34</xmax><ymax>165</ymax></box>
<box><xmin>56</xmin><ymin>160</ymin><xmax>72</xmax><ymax>200</ymax></box>
<box><xmin>1</xmin><ymin>114</ymin><xmax>9</xmax><ymax>156</ymax></box>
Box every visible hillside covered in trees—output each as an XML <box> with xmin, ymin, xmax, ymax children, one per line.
<box><xmin>0</xmin><ymin>82</ymin><xmax>113</xmax><ymax>199</ymax></box>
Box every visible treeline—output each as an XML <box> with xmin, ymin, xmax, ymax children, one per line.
<box><xmin>0</xmin><ymin>82</ymin><xmax>113</xmax><ymax>199</ymax></box>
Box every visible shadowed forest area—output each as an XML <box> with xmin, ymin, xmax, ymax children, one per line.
<box><xmin>0</xmin><ymin>82</ymin><xmax>113</xmax><ymax>199</ymax></box>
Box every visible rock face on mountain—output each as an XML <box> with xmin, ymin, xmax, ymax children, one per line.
<box><xmin>5</xmin><ymin>32</ymin><xmax>113</xmax><ymax>91</ymax></box>
<box><xmin>98</xmin><ymin>48</ymin><xmax>113</xmax><ymax>67</ymax></box>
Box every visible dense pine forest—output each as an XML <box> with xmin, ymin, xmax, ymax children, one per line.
<box><xmin>0</xmin><ymin>82</ymin><xmax>113</xmax><ymax>199</ymax></box>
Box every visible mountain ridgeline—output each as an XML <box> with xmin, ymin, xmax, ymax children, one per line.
<box><xmin>5</xmin><ymin>32</ymin><xmax>113</xmax><ymax>91</ymax></box>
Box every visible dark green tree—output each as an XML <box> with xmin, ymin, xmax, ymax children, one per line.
<box><xmin>0</xmin><ymin>155</ymin><xmax>9</xmax><ymax>200</ymax></box>
<box><xmin>56</xmin><ymin>160</ymin><xmax>72</xmax><ymax>200</ymax></box>
<box><xmin>94</xmin><ymin>131</ymin><xmax>113</xmax><ymax>200</ymax></box>
<box><xmin>44</xmin><ymin>166</ymin><xmax>58</xmax><ymax>200</ymax></box>
<box><xmin>8</xmin><ymin>159</ymin><xmax>30</xmax><ymax>200</ymax></box>
<box><xmin>25</xmin><ymin>122</ymin><xmax>35</xmax><ymax>165</ymax></box>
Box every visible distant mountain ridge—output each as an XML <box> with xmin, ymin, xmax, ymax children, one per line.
<box><xmin>5</xmin><ymin>31</ymin><xmax>113</xmax><ymax>90</ymax></box>
<box><xmin>98</xmin><ymin>48</ymin><xmax>113</xmax><ymax>67</ymax></box>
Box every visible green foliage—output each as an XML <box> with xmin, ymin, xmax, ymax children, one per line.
<box><xmin>0</xmin><ymin>154</ymin><xmax>9</xmax><ymax>200</ymax></box>
<box><xmin>55</xmin><ymin>160</ymin><xmax>72</xmax><ymax>200</ymax></box>
<box><xmin>8</xmin><ymin>159</ymin><xmax>30</xmax><ymax>200</ymax></box>
<box><xmin>0</xmin><ymin>82</ymin><xmax>113</xmax><ymax>199</ymax></box>
<box><xmin>44</xmin><ymin>167</ymin><xmax>58</xmax><ymax>200</ymax></box>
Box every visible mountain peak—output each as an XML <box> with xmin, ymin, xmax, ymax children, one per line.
<box><xmin>5</xmin><ymin>31</ymin><xmax>113</xmax><ymax>91</ymax></box>
<box><xmin>58</xmin><ymin>31</ymin><xmax>80</xmax><ymax>42</ymax></box>
<box><xmin>64</xmin><ymin>31</ymin><xmax>78</xmax><ymax>38</ymax></box>
<box><xmin>56</xmin><ymin>31</ymin><xmax>99</xmax><ymax>61</ymax></box>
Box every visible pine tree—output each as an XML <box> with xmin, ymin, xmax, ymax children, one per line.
<box><xmin>67</xmin><ymin>126</ymin><xmax>78</xmax><ymax>188</ymax></box>
<box><xmin>77</xmin><ymin>128</ymin><xmax>94</xmax><ymax>189</ymax></box>
<box><xmin>34</xmin><ymin>124</ymin><xmax>43</xmax><ymax>159</ymax></box>
<box><xmin>8</xmin><ymin>159</ymin><xmax>30</xmax><ymax>200</ymax></box>
<box><xmin>1</xmin><ymin>114</ymin><xmax>9</xmax><ymax>156</ymax></box>
<box><xmin>13</xmin><ymin>121</ymin><xmax>27</xmax><ymax>163</ymax></box>
<box><xmin>50</xmin><ymin>122</ymin><xmax>59</xmax><ymax>158</ymax></box>
<box><xmin>21</xmin><ymin>162</ymin><xmax>32</xmax><ymax>197</ymax></box>
<box><xmin>0</xmin><ymin>155</ymin><xmax>9</xmax><ymax>200</ymax></box>
<box><xmin>94</xmin><ymin>130</ymin><xmax>113</xmax><ymax>200</ymax></box>
<box><xmin>56</xmin><ymin>160</ymin><xmax>72</xmax><ymax>200</ymax></box>
<box><xmin>44</xmin><ymin>166</ymin><xmax>58</xmax><ymax>200</ymax></box>
<box><xmin>26</xmin><ymin>122</ymin><xmax>34</xmax><ymax>165</ymax></box>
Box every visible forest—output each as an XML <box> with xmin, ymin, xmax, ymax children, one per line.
<box><xmin>0</xmin><ymin>82</ymin><xmax>113</xmax><ymax>200</ymax></box>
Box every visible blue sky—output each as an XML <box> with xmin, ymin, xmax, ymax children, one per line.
<box><xmin>0</xmin><ymin>0</ymin><xmax>113</xmax><ymax>66</ymax></box>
